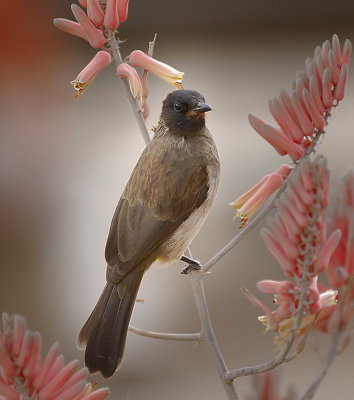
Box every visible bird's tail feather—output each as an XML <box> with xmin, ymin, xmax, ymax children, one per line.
<box><xmin>78</xmin><ymin>270</ymin><xmax>144</xmax><ymax>378</ymax></box>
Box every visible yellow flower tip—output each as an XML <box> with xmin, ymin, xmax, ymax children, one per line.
<box><xmin>174</xmin><ymin>82</ymin><xmax>184</xmax><ymax>90</ymax></box>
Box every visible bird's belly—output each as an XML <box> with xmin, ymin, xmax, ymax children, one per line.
<box><xmin>158</xmin><ymin>165</ymin><xmax>219</xmax><ymax>263</ymax></box>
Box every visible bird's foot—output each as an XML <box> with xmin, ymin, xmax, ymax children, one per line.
<box><xmin>180</xmin><ymin>256</ymin><xmax>202</xmax><ymax>274</ymax></box>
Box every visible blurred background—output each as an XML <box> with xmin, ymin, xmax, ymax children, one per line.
<box><xmin>1</xmin><ymin>0</ymin><xmax>353</xmax><ymax>399</ymax></box>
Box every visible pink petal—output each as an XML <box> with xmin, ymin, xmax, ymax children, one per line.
<box><xmin>15</xmin><ymin>331</ymin><xmax>32</xmax><ymax>368</ymax></box>
<box><xmin>332</xmin><ymin>34</ymin><xmax>342</xmax><ymax>66</ymax></box>
<box><xmin>118</xmin><ymin>0</ymin><xmax>129</xmax><ymax>22</ymax></box>
<box><xmin>274</xmin><ymin>164</ymin><xmax>293</xmax><ymax>178</ymax></box>
<box><xmin>116</xmin><ymin>63</ymin><xmax>143</xmax><ymax>104</ymax></box>
<box><xmin>277</xmin><ymin>201</ymin><xmax>301</xmax><ymax>243</ymax></box>
<box><xmin>309</xmin><ymin>74</ymin><xmax>325</xmax><ymax>114</ymax></box>
<box><xmin>53</xmin><ymin>19</ymin><xmax>88</xmax><ymax>41</ymax></box>
<box><xmin>317</xmin><ymin>230</ymin><xmax>342</xmax><ymax>273</ymax></box>
<box><xmin>328</xmin><ymin>49</ymin><xmax>340</xmax><ymax>85</ymax></box>
<box><xmin>280</xmin><ymin>88</ymin><xmax>300</xmax><ymax>126</ymax></box>
<box><xmin>334</xmin><ymin>64</ymin><xmax>347</xmax><ymax>102</ymax></box>
<box><xmin>268</xmin><ymin>215</ymin><xmax>299</xmax><ymax>259</ymax></box>
<box><xmin>315</xmin><ymin>55</ymin><xmax>325</xmax><ymax>87</ymax></box>
<box><xmin>82</xmin><ymin>388</ymin><xmax>110</xmax><ymax>400</ymax></box>
<box><xmin>22</xmin><ymin>332</ymin><xmax>42</xmax><ymax>381</ymax></box>
<box><xmin>302</xmin><ymin>88</ymin><xmax>326</xmax><ymax>130</ymax></box>
<box><xmin>104</xmin><ymin>0</ymin><xmax>119</xmax><ymax>29</ymax></box>
<box><xmin>78</xmin><ymin>0</ymin><xmax>87</xmax><ymax>6</ymax></box>
<box><xmin>257</xmin><ymin>279</ymin><xmax>294</xmax><ymax>295</ymax></box>
<box><xmin>39</xmin><ymin>360</ymin><xmax>79</xmax><ymax>400</ymax></box>
<box><xmin>269</xmin><ymin>97</ymin><xmax>304</xmax><ymax>143</ymax></box>
<box><xmin>230</xmin><ymin>174</ymin><xmax>268</xmax><ymax>209</ymax></box>
<box><xmin>296</xmin><ymin>70</ymin><xmax>310</xmax><ymax>89</ymax></box>
<box><xmin>12</xmin><ymin>315</ymin><xmax>27</xmax><ymax>356</ymax></box>
<box><xmin>321</xmin><ymin>40</ymin><xmax>331</xmax><ymax>67</ymax></box>
<box><xmin>291</xmin><ymin>91</ymin><xmax>314</xmax><ymax>136</ymax></box>
<box><xmin>87</xmin><ymin>0</ymin><xmax>104</xmax><ymax>26</ymax></box>
<box><xmin>261</xmin><ymin>229</ymin><xmax>297</xmax><ymax>277</ymax></box>
<box><xmin>53</xmin><ymin>381</ymin><xmax>86</xmax><ymax>400</ymax></box>
<box><xmin>0</xmin><ymin>342</ymin><xmax>16</xmax><ymax>382</ymax></box>
<box><xmin>248</xmin><ymin>114</ymin><xmax>286</xmax><ymax>155</ymax></box>
<box><xmin>32</xmin><ymin>343</ymin><xmax>61</xmax><ymax>390</ymax></box>
<box><xmin>306</xmin><ymin>59</ymin><xmax>315</xmax><ymax>79</ymax></box>
<box><xmin>262</xmin><ymin>123</ymin><xmax>305</xmax><ymax>161</ymax></box>
<box><xmin>42</xmin><ymin>355</ymin><xmax>65</xmax><ymax>390</ymax></box>
<box><xmin>342</xmin><ymin>39</ymin><xmax>352</xmax><ymax>66</ymax></box>
<box><xmin>71</xmin><ymin>4</ymin><xmax>105</xmax><ymax>48</ymax></box>
<box><xmin>314</xmin><ymin>45</ymin><xmax>322</xmax><ymax>60</ymax></box>
<box><xmin>322</xmin><ymin>67</ymin><xmax>333</xmax><ymax>109</ymax></box>
<box><xmin>129</xmin><ymin>50</ymin><xmax>184</xmax><ymax>86</ymax></box>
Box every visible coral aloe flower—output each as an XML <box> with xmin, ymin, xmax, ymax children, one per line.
<box><xmin>71</xmin><ymin>51</ymin><xmax>112</xmax><ymax>98</ymax></box>
<box><xmin>0</xmin><ymin>313</ymin><xmax>110</xmax><ymax>400</ymax></box>
<box><xmin>129</xmin><ymin>50</ymin><xmax>184</xmax><ymax>88</ymax></box>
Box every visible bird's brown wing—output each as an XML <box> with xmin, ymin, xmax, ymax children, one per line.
<box><xmin>104</xmin><ymin>138</ymin><xmax>209</xmax><ymax>281</ymax></box>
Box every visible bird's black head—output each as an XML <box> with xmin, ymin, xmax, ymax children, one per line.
<box><xmin>160</xmin><ymin>89</ymin><xmax>212</xmax><ymax>133</ymax></box>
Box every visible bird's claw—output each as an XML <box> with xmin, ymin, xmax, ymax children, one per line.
<box><xmin>180</xmin><ymin>256</ymin><xmax>202</xmax><ymax>274</ymax></box>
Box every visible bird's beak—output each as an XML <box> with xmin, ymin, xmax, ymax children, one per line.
<box><xmin>192</xmin><ymin>102</ymin><xmax>212</xmax><ymax>113</ymax></box>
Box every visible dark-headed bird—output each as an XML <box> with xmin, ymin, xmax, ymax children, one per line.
<box><xmin>78</xmin><ymin>89</ymin><xmax>220</xmax><ymax>378</ymax></box>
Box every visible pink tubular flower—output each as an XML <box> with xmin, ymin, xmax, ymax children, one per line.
<box><xmin>129</xmin><ymin>50</ymin><xmax>184</xmax><ymax>87</ymax></box>
<box><xmin>230</xmin><ymin>164</ymin><xmax>292</xmax><ymax>226</ymax></box>
<box><xmin>118</xmin><ymin>0</ymin><xmax>130</xmax><ymax>22</ymax></box>
<box><xmin>104</xmin><ymin>0</ymin><xmax>119</xmax><ymax>30</ymax></box>
<box><xmin>87</xmin><ymin>0</ymin><xmax>105</xmax><ymax>27</ymax></box>
<box><xmin>0</xmin><ymin>313</ymin><xmax>110</xmax><ymax>400</ymax></box>
<box><xmin>117</xmin><ymin>63</ymin><xmax>143</xmax><ymax>106</ymax></box>
<box><xmin>71</xmin><ymin>51</ymin><xmax>112</xmax><ymax>98</ymax></box>
<box><xmin>71</xmin><ymin>4</ymin><xmax>105</xmax><ymax>48</ymax></box>
<box><xmin>53</xmin><ymin>18</ymin><xmax>88</xmax><ymax>41</ymax></box>
<box><xmin>249</xmin><ymin>35</ymin><xmax>351</xmax><ymax>161</ymax></box>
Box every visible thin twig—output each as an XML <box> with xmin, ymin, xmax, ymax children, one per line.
<box><xmin>300</xmin><ymin>324</ymin><xmax>344</xmax><ymax>400</ymax></box>
<box><xmin>189</xmin><ymin>270</ymin><xmax>239</xmax><ymax>400</ymax></box>
<box><xmin>129</xmin><ymin>325</ymin><xmax>201</xmax><ymax>342</ymax></box>
<box><xmin>109</xmin><ymin>32</ymin><xmax>151</xmax><ymax>145</ymax></box>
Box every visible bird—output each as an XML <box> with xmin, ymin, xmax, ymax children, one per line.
<box><xmin>78</xmin><ymin>89</ymin><xmax>220</xmax><ymax>378</ymax></box>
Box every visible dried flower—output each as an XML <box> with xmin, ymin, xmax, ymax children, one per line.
<box><xmin>117</xmin><ymin>63</ymin><xmax>143</xmax><ymax>105</ymax></box>
<box><xmin>129</xmin><ymin>50</ymin><xmax>184</xmax><ymax>87</ymax></box>
<box><xmin>249</xmin><ymin>35</ymin><xmax>351</xmax><ymax>160</ymax></box>
<box><xmin>230</xmin><ymin>164</ymin><xmax>292</xmax><ymax>226</ymax></box>
<box><xmin>0</xmin><ymin>313</ymin><xmax>110</xmax><ymax>399</ymax></box>
<box><xmin>71</xmin><ymin>51</ymin><xmax>112</xmax><ymax>98</ymax></box>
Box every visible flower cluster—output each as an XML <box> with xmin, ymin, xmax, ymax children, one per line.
<box><xmin>54</xmin><ymin>1</ymin><xmax>184</xmax><ymax>107</ymax></box>
<box><xmin>249</xmin><ymin>35</ymin><xmax>351</xmax><ymax>161</ymax></box>
<box><xmin>313</xmin><ymin>171</ymin><xmax>354</xmax><ymax>333</ymax></box>
<box><xmin>0</xmin><ymin>313</ymin><xmax>109</xmax><ymax>400</ymax></box>
<box><xmin>246</xmin><ymin>157</ymin><xmax>340</xmax><ymax>345</ymax></box>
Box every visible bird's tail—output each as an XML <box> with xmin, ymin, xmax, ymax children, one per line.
<box><xmin>78</xmin><ymin>270</ymin><xmax>144</xmax><ymax>378</ymax></box>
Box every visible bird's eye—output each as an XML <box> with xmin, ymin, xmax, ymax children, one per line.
<box><xmin>174</xmin><ymin>102</ymin><xmax>183</xmax><ymax>112</ymax></box>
